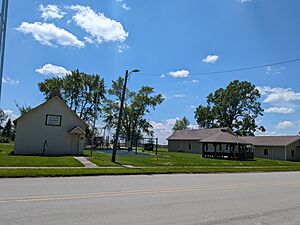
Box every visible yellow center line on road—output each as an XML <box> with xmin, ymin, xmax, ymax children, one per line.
<box><xmin>1</xmin><ymin>180</ymin><xmax>300</xmax><ymax>204</ymax></box>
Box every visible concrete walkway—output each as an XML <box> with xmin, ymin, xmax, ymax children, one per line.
<box><xmin>73</xmin><ymin>157</ymin><xmax>98</xmax><ymax>168</ymax></box>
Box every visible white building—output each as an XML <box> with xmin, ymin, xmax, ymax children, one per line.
<box><xmin>14</xmin><ymin>96</ymin><xmax>86</xmax><ymax>155</ymax></box>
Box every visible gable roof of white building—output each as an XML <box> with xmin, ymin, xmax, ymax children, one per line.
<box><xmin>14</xmin><ymin>96</ymin><xmax>86</xmax><ymax>126</ymax></box>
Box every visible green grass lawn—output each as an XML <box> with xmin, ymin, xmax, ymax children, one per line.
<box><xmin>1</xmin><ymin>166</ymin><xmax>300</xmax><ymax>178</ymax></box>
<box><xmin>89</xmin><ymin>148</ymin><xmax>300</xmax><ymax>167</ymax></box>
<box><xmin>1</xmin><ymin>144</ymin><xmax>300</xmax><ymax>178</ymax></box>
<box><xmin>0</xmin><ymin>143</ymin><xmax>83</xmax><ymax>167</ymax></box>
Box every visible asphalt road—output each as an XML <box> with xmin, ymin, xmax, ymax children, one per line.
<box><xmin>1</xmin><ymin>172</ymin><xmax>300</xmax><ymax>225</ymax></box>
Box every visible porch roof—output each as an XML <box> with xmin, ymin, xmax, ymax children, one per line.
<box><xmin>68</xmin><ymin>126</ymin><xmax>86</xmax><ymax>134</ymax></box>
<box><xmin>199</xmin><ymin>131</ymin><xmax>251</xmax><ymax>145</ymax></box>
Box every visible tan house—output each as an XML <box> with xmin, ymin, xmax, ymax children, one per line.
<box><xmin>167</xmin><ymin>128</ymin><xmax>253</xmax><ymax>160</ymax></box>
<box><xmin>241</xmin><ymin>136</ymin><xmax>300</xmax><ymax>161</ymax></box>
<box><xmin>167</xmin><ymin>128</ymin><xmax>300</xmax><ymax>161</ymax></box>
<box><xmin>14</xmin><ymin>96</ymin><xmax>86</xmax><ymax>155</ymax></box>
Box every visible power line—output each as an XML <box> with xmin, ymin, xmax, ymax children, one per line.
<box><xmin>140</xmin><ymin>58</ymin><xmax>300</xmax><ymax>77</ymax></box>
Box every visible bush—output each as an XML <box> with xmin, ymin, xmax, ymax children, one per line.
<box><xmin>0</xmin><ymin>136</ymin><xmax>10</xmax><ymax>143</ymax></box>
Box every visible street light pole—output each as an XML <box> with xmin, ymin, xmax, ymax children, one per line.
<box><xmin>111</xmin><ymin>69</ymin><xmax>139</xmax><ymax>163</ymax></box>
<box><xmin>0</xmin><ymin>0</ymin><xmax>9</xmax><ymax>102</ymax></box>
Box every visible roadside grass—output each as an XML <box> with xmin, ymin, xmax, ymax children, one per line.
<box><xmin>0</xmin><ymin>143</ymin><xmax>83</xmax><ymax>167</ymax></box>
<box><xmin>1</xmin><ymin>166</ymin><xmax>300</xmax><ymax>178</ymax></box>
<box><xmin>2</xmin><ymin>144</ymin><xmax>300</xmax><ymax>178</ymax></box>
<box><xmin>89</xmin><ymin>148</ymin><xmax>300</xmax><ymax>167</ymax></box>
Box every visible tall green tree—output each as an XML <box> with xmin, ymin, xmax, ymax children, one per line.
<box><xmin>0</xmin><ymin>109</ymin><xmax>7</xmax><ymax>126</ymax></box>
<box><xmin>2</xmin><ymin>119</ymin><xmax>12</xmax><ymax>139</ymax></box>
<box><xmin>103</xmin><ymin>77</ymin><xmax>164</xmax><ymax>143</ymax></box>
<box><xmin>38</xmin><ymin>70</ymin><xmax>106</xmax><ymax>125</ymax></box>
<box><xmin>173</xmin><ymin>116</ymin><xmax>190</xmax><ymax>131</ymax></box>
<box><xmin>194</xmin><ymin>80</ymin><xmax>265</xmax><ymax>136</ymax></box>
<box><xmin>15</xmin><ymin>102</ymin><xmax>32</xmax><ymax>116</ymax></box>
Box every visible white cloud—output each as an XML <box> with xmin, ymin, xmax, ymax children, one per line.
<box><xmin>36</xmin><ymin>64</ymin><xmax>70</xmax><ymax>77</ymax></box>
<box><xmin>266</xmin><ymin>66</ymin><xmax>284</xmax><ymax>75</ymax></box>
<box><xmin>258</xmin><ymin>86</ymin><xmax>300</xmax><ymax>103</ymax></box>
<box><xmin>186</xmin><ymin>105</ymin><xmax>196</xmax><ymax>109</ymax></box>
<box><xmin>117</xmin><ymin>43</ymin><xmax>129</xmax><ymax>53</ymax></box>
<box><xmin>121</xmin><ymin>3</ymin><xmax>130</xmax><ymax>10</ymax></box>
<box><xmin>150</xmin><ymin>118</ymin><xmax>178</xmax><ymax>145</ymax></box>
<box><xmin>202</xmin><ymin>55</ymin><xmax>219</xmax><ymax>64</ymax></box>
<box><xmin>84</xmin><ymin>36</ymin><xmax>94</xmax><ymax>44</ymax></box>
<box><xmin>151</xmin><ymin>118</ymin><xmax>198</xmax><ymax>144</ymax></box>
<box><xmin>173</xmin><ymin>94</ymin><xmax>186</xmax><ymax>98</ymax></box>
<box><xmin>239</xmin><ymin>0</ymin><xmax>252</xmax><ymax>3</ymax></box>
<box><xmin>69</xmin><ymin>5</ymin><xmax>128</xmax><ymax>45</ymax></box>
<box><xmin>2</xmin><ymin>76</ymin><xmax>19</xmax><ymax>85</ymax></box>
<box><xmin>275</xmin><ymin>121</ymin><xmax>295</xmax><ymax>129</ymax></box>
<box><xmin>3</xmin><ymin>109</ymin><xmax>18</xmax><ymax>122</ymax></box>
<box><xmin>16</xmin><ymin>22</ymin><xmax>85</xmax><ymax>48</ymax></box>
<box><xmin>116</xmin><ymin>0</ymin><xmax>130</xmax><ymax>10</ymax></box>
<box><xmin>160</xmin><ymin>74</ymin><xmax>165</xmax><ymax>78</ymax></box>
<box><xmin>265</xmin><ymin>107</ymin><xmax>295</xmax><ymax>114</ymax></box>
<box><xmin>39</xmin><ymin>4</ymin><xmax>66</xmax><ymax>20</ymax></box>
<box><xmin>192</xmin><ymin>79</ymin><xmax>199</xmax><ymax>83</ymax></box>
<box><xmin>168</xmin><ymin>70</ymin><xmax>190</xmax><ymax>78</ymax></box>
<box><xmin>255</xmin><ymin>130</ymin><xmax>279</xmax><ymax>136</ymax></box>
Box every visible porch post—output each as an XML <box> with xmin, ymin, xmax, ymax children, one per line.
<box><xmin>214</xmin><ymin>144</ymin><xmax>217</xmax><ymax>158</ymax></box>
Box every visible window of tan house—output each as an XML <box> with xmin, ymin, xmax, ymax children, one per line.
<box><xmin>188</xmin><ymin>143</ymin><xmax>191</xmax><ymax>150</ymax></box>
<box><xmin>291</xmin><ymin>150</ymin><xmax>295</xmax><ymax>157</ymax></box>
<box><xmin>264</xmin><ymin>149</ymin><xmax>268</xmax><ymax>156</ymax></box>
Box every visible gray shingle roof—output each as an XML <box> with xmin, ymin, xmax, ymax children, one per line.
<box><xmin>240</xmin><ymin>136</ymin><xmax>300</xmax><ymax>147</ymax></box>
<box><xmin>199</xmin><ymin>132</ymin><xmax>251</xmax><ymax>145</ymax></box>
<box><xmin>167</xmin><ymin>128</ymin><xmax>231</xmax><ymax>141</ymax></box>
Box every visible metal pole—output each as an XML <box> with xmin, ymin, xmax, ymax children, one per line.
<box><xmin>0</xmin><ymin>0</ymin><xmax>8</xmax><ymax>102</ymax></box>
<box><xmin>112</xmin><ymin>70</ymin><xmax>129</xmax><ymax>162</ymax></box>
<box><xmin>155</xmin><ymin>138</ymin><xmax>158</xmax><ymax>155</ymax></box>
<box><xmin>90</xmin><ymin>76</ymin><xmax>102</xmax><ymax>157</ymax></box>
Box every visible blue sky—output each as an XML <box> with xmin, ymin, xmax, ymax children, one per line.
<box><xmin>2</xmin><ymin>0</ymin><xmax>300</xmax><ymax>143</ymax></box>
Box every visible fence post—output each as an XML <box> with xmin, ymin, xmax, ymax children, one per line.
<box><xmin>155</xmin><ymin>138</ymin><xmax>158</xmax><ymax>155</ymax></box>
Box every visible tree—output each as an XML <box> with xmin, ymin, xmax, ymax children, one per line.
<box><xmin>15</xmin><ymin>102</ymin><xmax>32</xmax><ymax>116</ymax></box>
<box><xmin>194</xmin><ymin>80</ymin><xmax>265</xmax><ymax>136</ymax></box>
<box><xmin>2</xmin><ymin>118</ymin><xmax>12</xmax><ymax>139</ymax></box>
<box><xmin>173</xmin><ymin>116</ymin><xmax>190</xmax><ymax>131</ymax></box>
<box><xmin>103</xmin><ymin>77</ymin><xmax>164</xmax><ymax>145</ymax></box>
<box><xmin>38</xmin><ymin>70</ymin><xmax>106</xmax><ymax>125</ymax></box>
<box><xmin>0</xmin><ymin>109</ymin><xmax>7</xmax><ymax>126</ymax></box>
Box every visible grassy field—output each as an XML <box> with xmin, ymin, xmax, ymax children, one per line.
<box><xmin>1</xmin><ymin>144</ymin><xmax>300</xmax><ymax>178</ymax></box>
<box><xmin>89</xmin><ymin>148</ymin><xmax>300</xmax><ymax>167</ymax></box>
<box><xmin>0</xmin><ymin>143</ymin><xmax>83</xmax><ymax>167</ymax></box>
<box><xmin>1</xmin><ymin>166</ymin><xmax>300</xmax><ymax>178</ymax></box>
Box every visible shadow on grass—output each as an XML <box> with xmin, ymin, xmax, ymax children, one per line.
<box><xmin>8</xmin><ymin>151</ymin><xmax>85</xmax><ymax>157</ymax></box>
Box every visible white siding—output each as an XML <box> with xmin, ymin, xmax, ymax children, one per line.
<box><xmin>14</xmin><ymin>98</ymin><xmax>86</xmax><ymax>155</ymax></box>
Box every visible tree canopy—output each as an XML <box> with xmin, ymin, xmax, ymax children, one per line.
<box><xmin>173</xmin><ymin>116</ymin><xmax>190</xmax><ymax>131</ymax></box>
<box><xmin>0</xmin><ymin>109</ymin><xmax>7</xmax><ymax>126</ymax></box>
<box><xmin>103</xmin><ymin>77</ymin><xmax>164</xmax><ymax>142</ymax></box>
<box><xmin>15</xmin><ymin>102</ymin><xmax>32</xmax><ymax>116</ymax></box>
<box><xmin>38</xmin><ymin>69</ymin><xmax>106</xmax><ymax>125</ymax></box>
<box><xmin>194</xmin><ymin>80</ymin><xmax>265</xmax><ymax>136</ymax></box>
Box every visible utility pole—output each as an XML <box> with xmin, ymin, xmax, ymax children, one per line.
<box><xmin>0</xmin><ymin>0</ymin><xmax>9</xmax><ymax>102</ymax></box>
<box><xmin>111</xmin><ymin>69</ymin><xmax>139</xmax><ymax>163</ymax></box>
<box><xmin>90</xmin><ymin>75</ymin><xmax>102</xmax><ymax>157</ymax></box>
